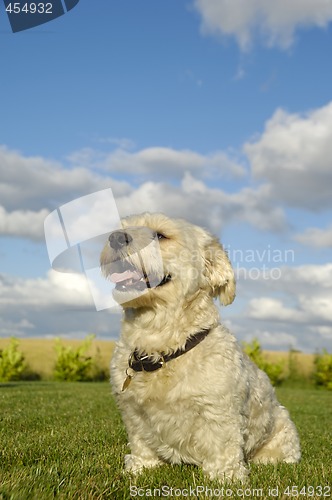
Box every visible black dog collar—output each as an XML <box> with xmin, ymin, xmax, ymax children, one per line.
<box><xmin>121</xmin><ymin>328</ymin><xmax>211</xmax><ymax>391</ymax></box>
<box><xmin>130</xmin><ymin>328</ymin><xmax>211</xmax><ymax>373</ymax></box>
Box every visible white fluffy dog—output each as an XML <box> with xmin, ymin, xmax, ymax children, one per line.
<box><xmin>101</xmin><ymin>213</ymin><xmax>301</xmax><ymax>482</ymax></box>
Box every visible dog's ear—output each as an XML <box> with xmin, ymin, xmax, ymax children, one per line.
<box><xmin>204</xmin><ymin>238</ymin><xmax>236</xmax><ymax>305</ymax></box>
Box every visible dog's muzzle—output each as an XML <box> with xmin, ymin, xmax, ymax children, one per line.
<box><xmin>105</xmin><ymin>229</ymin><xmax>171</xmax><ymax>292</ymax></box>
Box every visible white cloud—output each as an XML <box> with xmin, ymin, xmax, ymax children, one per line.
<box><xmin>0</xmin><ymin>142</ymin><xmax>284</xmax><ymax>241</ymax></box>
<box><xmin>248</xmin><ymin>297</ymin><xmax>305</xmax><ymax>322</ymax></box>
<box><xmin>227</xmin><ymin>184</ymin><xmax>287</xmax><ymax>231</ymax></box>
<box><xmin>114</xmin><ymin>174</ymin><xmax>288</xmax><ymax>234</ymax></box>
<box><xmin>246</xmin><ymin>329</ymin><xmax>297</xmax><ymax>349</ymax></box>
<box><xmin>0</xmin><ymin>271</ymin><xmax>92</xmax><ymax>308</ymax></box>
<box><xmin>295</xmin><ymin>225</ymin><xmax>332</xmax><ymax>248</ymax></box>
<box><xmin>0</xmin><ymin>272</ymin><xmax>121</xmax><ymax>340</ymax></box>
<box><xmin>0</xmin><ymin>145</ymin><xmax>131</xmax><ymax>212</ymax></box>
<box><xmin>309</xmin><ymin>326</ymin><xmax>332</xmax><ymax>340</ymax></box>
<box><xmin>0</xmin><ymin>206</ymin><xmax>49</xmax><ymax>240</ymax></box>
<box><xmin>280</xmin><ymin>264</ymin><xmax>332</xmax><ymax>290</ymax></box>
<box><xmin>115</xmin><ymin>177</ymin><xmax>228</xmax><ymax>232</ymax></box>
<box><xmin>230</xmin><ymin>263</ymin><xmax>332</xmax><ymax>351</ymax></box>
<box><xmin>239</xmin><ymin>263</ymin><xmax>332</xmax><ymax>299</ymax></box>
<box><xmin>221</xmin><ymin>318</ymin><xmax>303</xmax><ymax>351</ymax></box>
<box><xmin>245</xmin><ymin>102</ymin><xmax>332</xmax><ymax>209</ymax></box>
<box><xmin>298</xmin><ymin>294</ymin><xmax>332</xmax><ymax>322</ymax></box>
<box><xmin>193</xmin><ymin>0</ymin><xmax>332</xmax><ymax>50</ymax></box>
<box><xmin>68</xmin><ymin>146</ymin><xmax>246</xmax><ymax>180</ymax></box>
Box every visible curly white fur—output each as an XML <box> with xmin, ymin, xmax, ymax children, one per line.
<box><xmin>101</xmin><ymin>213</ymin><xmax>301</xmax><ymax>482</ymax></box>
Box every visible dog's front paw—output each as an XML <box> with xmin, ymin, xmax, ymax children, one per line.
<box><xmin>124</xmin><ymin>454</ymin><xmax>161</xmax><ymax>474</ymax></box>
<box><xmin>203</xmin><ymin>461</ymin><xmax>249</xmax><ymax>483</ymax></box>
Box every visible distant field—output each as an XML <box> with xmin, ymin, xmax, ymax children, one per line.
<box><xmin>0</xmin><ymin>337</ymin><xmax>115</xmax><ymax>380</ymax></box>
<box><xmin>264</xmin><ymin>350</ymin><xmax>315</xmax><ymax>379</ymax></box>
<box><xmin>0</xmin><ymin>337</ymin><xmax>316</xmax><ymax>381</ymax></box>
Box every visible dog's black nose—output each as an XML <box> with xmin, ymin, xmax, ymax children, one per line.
<box><xmin>108</xmin><ymin>231</ymin><xmax>133</xmax><ymax>250</ymax></box>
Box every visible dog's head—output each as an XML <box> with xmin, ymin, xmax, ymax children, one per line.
<box><xmin>100</xmin><ymin>212</ymin><xmax>235</xmax><ymax>308</ymax></box>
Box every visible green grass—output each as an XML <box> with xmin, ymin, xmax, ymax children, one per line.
<box><xmin>0</xmin><ymin>384</ymin><xmax>331</xmax><ymax>499</ymax></box>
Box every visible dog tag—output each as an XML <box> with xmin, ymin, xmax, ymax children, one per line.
<box><xmin>122</xmin><ymin>374</ymin><xmax>132</xmax><ymax>392</ymax></box>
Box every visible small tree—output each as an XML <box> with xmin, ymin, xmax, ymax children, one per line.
<box><xmin>0</xmin><ymin>338</ymin><xmax>27</xmax><ymax>382</ymax></box>
<box><xmin>54</xmin><ymin>335</ymin><xmax>95</xmax><ymax>382</ymax></box>
<box><xmin>314</xmin><ymin>349</ymin><xmax>332</xmax><ymax>390</ymax></box>
<box><xmin>242</xmin><ymin>338</ymin><xmax>286</xmax><ymax>386</ymax></box>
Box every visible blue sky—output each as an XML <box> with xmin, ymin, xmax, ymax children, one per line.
<box><xmin>1</xmin><ymin>0</ymin><xmax>332</xmax><ymax>352</ymax></box>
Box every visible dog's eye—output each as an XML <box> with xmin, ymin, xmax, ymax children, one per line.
<box><xmin>156</xmin><ymin>232</ymin><xmax>167</xmax><ymax>240</ymax></box>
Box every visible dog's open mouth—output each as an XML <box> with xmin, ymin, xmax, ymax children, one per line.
<box><xmin>109</xmin><ymin>261</ymin><xmax>171</xmax><ymax>292</ymax></box>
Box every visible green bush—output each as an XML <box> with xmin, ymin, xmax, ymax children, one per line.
<box><xmin>242</xmin><ymin>338</ymin><xmax>286</xmax><ymax>386</ymax></box>
<box><xmin>314</xmin><ymin>349</ymin><xmax>332</xmax><ymax>390</ymax></box>
<box><xmin>90</xmin><ymin>346</ymin><xmax>109</xmax><ymax>382</ymax></box>
<box><xmin>0</xmin><ymin>338</ymin><xmax>27</xmax><ymax>382</ymax></box>
<box><xmin>54</xmin><ymin>335</ymin><xmax>95</xmax><ymax>382</ymax></box>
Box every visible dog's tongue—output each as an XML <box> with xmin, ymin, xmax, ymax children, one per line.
<box><xmin>110</xmin><ymin>269</ymin><xmax>142</xmax><ymax>284</ymax></box>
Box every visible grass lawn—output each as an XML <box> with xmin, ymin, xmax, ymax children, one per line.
<box><xmin>0</xmin><ymin>383</ymin><xmax>331</xmax><ymax>499</ymax></box>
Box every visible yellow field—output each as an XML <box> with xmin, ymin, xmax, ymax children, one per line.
<box><xmin>0</xmin><ymin>337</ymin><xmax>115</xmax><ymax>379</ymax></box>
<box><xmin>264</xmin><ymin>350</ymin><xmax>315</xmax><ymax>378</ymax></box>
<box><xmin>0</xmin><ymin>337</ymin><xmax>315</xmax><ymax>380</ymax></box>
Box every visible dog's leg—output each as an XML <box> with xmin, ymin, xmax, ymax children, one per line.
<box><xmin>202</xmin><ymin>447</ymin><xmax>249</xmax><ymax>483</ymax></box>
<box><xmin>124</xmin><ymin>445</ymin><xmax>162</xmax><ymax>474</ymax></box>
<box><xmin>198</xmin><ymin>414</ymin><xmax>250</xmax><ymax>483</ymax></box>
<box><xmin>251</xmin><ymin>406</ymin><xmax>301</xmax><ymax>464</ymax></box>
<box><xmin>122</xmin><ymin>413</ymin><xmax>162</xmax><ymax>474</ymax></box>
